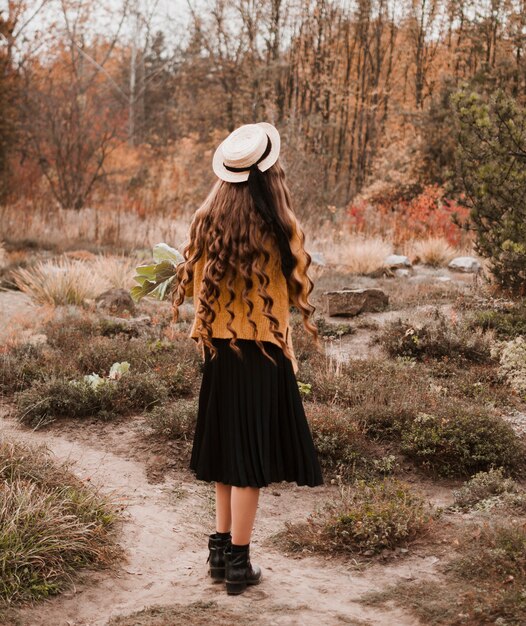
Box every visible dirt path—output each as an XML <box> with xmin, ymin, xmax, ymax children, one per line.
<box><xmin>0</xmin><ymin>410</ymin><xmax>447</xmax><ymax>626</ymax></box>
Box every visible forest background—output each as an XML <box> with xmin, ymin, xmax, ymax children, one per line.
<box><xmin>1</xmin><ymin>0</ymin><xmax>525</xmax><ymax>254</ymax></box>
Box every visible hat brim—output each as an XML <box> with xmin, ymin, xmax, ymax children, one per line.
<box><xmin>212</xmin><ymin>122</ymin><xmax>281</xmax><ymax>183</ymax></box>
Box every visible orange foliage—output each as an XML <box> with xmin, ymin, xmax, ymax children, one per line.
<box><xmin>346</xmin><ymin>185</ymin><xmax>470</xmax><ymax>247</ymax></box>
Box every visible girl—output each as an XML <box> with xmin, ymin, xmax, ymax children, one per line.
<box><xmin>172</xmin><ymin>122</ymin><xmax>324</xmax><ymax>595</ymax></box>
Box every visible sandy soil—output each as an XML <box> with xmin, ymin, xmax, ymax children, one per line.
<box><xmin>0</xmin><ymin>408</ymin><xmax>453</xmax><ymax>626</ymax></box>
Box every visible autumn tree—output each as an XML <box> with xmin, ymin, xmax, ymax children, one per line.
<box><xmin>19</xmin><ymin>0</ymin><xmax>129</xmax><ymax>210</ymax></box>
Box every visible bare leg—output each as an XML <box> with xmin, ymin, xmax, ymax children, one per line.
<box><xmin>215</xmin><ymin>482</ymin><xmax>232</xmax><ymax>533</ymax></box>
<box><xmin>231</xmin><ymin>486</ymin><xmax>260</xmax><ymax>545</ymax></box>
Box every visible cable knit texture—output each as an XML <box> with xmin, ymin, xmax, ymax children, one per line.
<box><xmin>183</xmin><ymin>216</ymin><xmax>310</xmax><ymax>374</ymax></box>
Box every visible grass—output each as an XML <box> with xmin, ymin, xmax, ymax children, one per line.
<box><xmin>0</xmin><ymin>204</ymin><xmax>190</xmax><ymax>252</ymax></box>
<box><xmin>321</xmin><ymin>235</ymin><xmax>393</xmax><ymax>275</ymax></box>
<box><xmin>12</xmin><ymin>258</ymin><xmax>103</xmax><ymax>305</ymax></box>
<box><xmin>0</xmin><ymin>438</ymin><xmax>121</xmax><ymax>606</ymax></box>
<box><xmin>361</xmin><ymin>519</ymin><xmax>526</xmax><ymax>625</ymax></box>
<box><xmin>11</xmin><ymin>254</ymin><xmax>140</xmax><ymax>306</ymax></box>
<box><xmin>275</xmin><ymin>477</ymin><xmax>435</xmax><ymax>560</ymax></box>
<box><xmin>411</xmin><ymin>237</ymin><xmax>456</xmax><ymax>267</ymax></box>
<box><xmin>107</xmin><ymin>601</ymin><xmax>261</xmax><ymax>626</ymax></box>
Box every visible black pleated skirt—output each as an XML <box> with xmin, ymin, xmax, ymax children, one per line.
<box><xmin>189</xmin><ymin>337</ymin><xmax>324</xmax><ymax>488</ymax></box>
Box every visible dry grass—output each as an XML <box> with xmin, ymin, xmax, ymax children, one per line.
<box><xmin>361</xmin><ymin>519</ymin><xmax>526</xmax><ymax>625</ymax></box>
<box><xmin>13</xmin><ymin>259</ymin><xmax>103</xmax><ymax>305</ymax></box>
<box><xmin>12</xmin><ymin>255</ymin><xmax>140</xmax><ymax>305</ymax></box>
<box><xmin>317</xmin><ymin>235</ymin><xmax>392</xmax><ymax>274</ymax></box>
<box><xmin>410</xmin><ymin>237</ymin><xmax>457</xmax><ymax>267</ymax></box>
<box><xmin>0</xmin><ymin>438</ymin><xmax>121</xmax><ymax>605</ymax></box>
<box><xmin>91</xmin><ymin>255</ymin><xmax>137</xmax><ymax>290</ymax></box>
<box><xmin>0</xmin><ymin>205</ymin><xmax>191</xmax><ymax>251</ymax></box>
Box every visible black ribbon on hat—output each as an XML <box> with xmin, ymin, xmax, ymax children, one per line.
<box><xmin>224</xmin><ymin>136</ymin><xmax>296</xmax><ymax>279</ymax></box>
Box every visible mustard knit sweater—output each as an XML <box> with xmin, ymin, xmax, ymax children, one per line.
<box><xmin>182</xmin><ymin>214</ymin><xmax>310</xmax><ymax>374</ymax></box>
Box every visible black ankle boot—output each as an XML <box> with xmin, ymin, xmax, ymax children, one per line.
<box><xmin>224</xmin><ymin>543</ymin><xmax>262</xmax><ymax>595</ymax></box>
<box><xmin>207</xmin><ymin>533</ymin><xmax>231</xmax><ymax>582</ymax></box>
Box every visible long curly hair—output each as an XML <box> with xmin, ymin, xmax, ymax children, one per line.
<box><xmin>172</xmin><ymin>159</ymin><xmax>319</xmax><ymax>366</ymax></box>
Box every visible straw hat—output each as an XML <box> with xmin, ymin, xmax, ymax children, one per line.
<box><xmin>212</xmin><ymin>122</ymin><xmax>281</xmax><ymax>183</ymax></box>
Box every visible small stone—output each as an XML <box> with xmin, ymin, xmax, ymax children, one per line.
<box><xmin>394</xmin><ymin>268</ymin><xmax>411</xmax><ymax>278</ymax></box>
<box><xmin>448</xmin><ymin>256</ymin><xmax>481</xmax><ymax>273</ymax></box>
<box><xmin>384</xmin><ymin>254</ymin><xmax>412</xmax><ymax>269</ymax></box>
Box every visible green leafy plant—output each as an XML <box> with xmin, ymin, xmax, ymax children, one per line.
<box><xmin>131</xmin><ymin>243</ymin><xmax>183</xmax><ymax>302</ymax></box>
<box><xmin>452</xmin><ymin>89</ymin><xmax>526</xmax><ymax>295</ymax></box>
<box><xmin>297</xmin><ymin>381</ymin><xmax>312</xmax><ymax>396</ymax></box>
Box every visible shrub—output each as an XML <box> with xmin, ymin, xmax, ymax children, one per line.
<box><xmin>0</xmin><ymin>439</ymin><xmax>120</xmax><ymax>605</ymax></box>
<box><xmin>498</xmin><ymin>336</ymin><xmax>526</xmax><ymax>398</ymax></box>
<box><xmin>43</xmin><ymin>308</ymin><xmax>104</xmax><ymax>348</ymax></box>
<box><xmin>0</xmin><ymin>344</ymin><xmax>49</xmax><ymax>393</ymax></box>
<box><xmin>400</xmin><ymin>410</ymin><xmax>525</xmax><ymax>478</ymax></box>
<box><xmin>452</xmin><ymin>89</ymin><xmax>526</xmax><ymax>295</ymax></box>
<box><xmin>306</xmin><ymin>402</ymin><xmax>386</xmax><ymax>480</ymax></box>
<box><xmin>75</xmin><ymin>336</ymin><xmax>146</xmax><ymax>375</ymax></box>
<box><xmin>15</xmin><ymin>374</ymin><xmax>168</xmax><ymax>428</ymax></box>
<box><xmin>451</xmin><ymin>467</ymin><xmax>526</xmax><ymax>513</ymax></box>
<box><xmin>146</xmin><ymin>399</ymin><xmax>198</xmax><ymax>440</ymax></box>
<box><xmin>314</xmin><ymin>316</ymin><xmax>355</xmax><ymax>338</ymax></box>
<box><xmin>467</xmin><ymin>303</ymin><xmax>526</xmax><ymax>339</ymax></box>
<box><xmin>379</xmin><ymin>312</ymin><xmax>492</xmax><ymax>364</ymax></box>
<box><xmin>278</xmin><ymin>478</ymin><xmax>434</xmax><ymax>557</ymax></box>
<box><xmin>73</xmin><ymin>335</ymin><xmax>200</xmax><ymax>393</ymax></box>
<box><xmin>348</xmin><ymin>185</ymin><xmax>470</xmax><ymax>247</ymax></box>
<box><xmin>305</xmin><ymin>403</ymin><xmax>380</xmax><ymax>481</ymax></box>
<box><xmin>289</xmin><ymin>311</ymin><xmax>323</xmax><ymax>364</ymax></box>
<box><xmin>300</xmin><ymin>358</ymin><xmax>435</xmax><ymax>440</ymax></box>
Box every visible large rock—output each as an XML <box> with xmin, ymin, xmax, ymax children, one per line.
<box><xmin>95</xmin><ymin>288</ymin><xmax>136</xmax><ymax>315</ymax></box>
<box><xmin>384</xmin><ymin>254</ymin><xmax>412</xmax><ymax>269</ymax></box>
<box><xmin>448</xmin><ymin>256</ymin><xmax>481</xmax><ymax>273</ymax></box>
<box><xmin>324</xmin><ymin>288</ymin><xmax>389</xmax><ymax>317</ymax></box>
